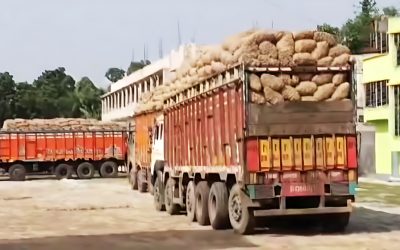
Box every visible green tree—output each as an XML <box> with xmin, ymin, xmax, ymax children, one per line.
<box><xmin>105</xmin><ymin>68</ymin><xmax>125</xmax><ymax>83</ymax></box>
<box><xmin>0</xmin><ymin>72</ymin><xmax>16</xmax><ymax>125</ymax></box>
<box><xmin>341</xmin><ymin>0</ymin><xmax>379</xmax><ymax>53</ymax></box>
<box><xmin>382</xmin><ymin>6</ymin><xmax>399</xmax><ymax>16</ymax></box>
<box><xmin>75</xmin><ymin>77</ymin><xmax>105</xmax><ymax>119</ymax></box>
<box><xmin>33</xmin><ymin>67</ymin><xmax>79</xmax><ymax>118</ymax></box>
<box><xmin>13</xmin><ymin>82</ymin><xmax>38</xmax><ymax>119</ymax></box>
<box><xmin>127</xmin><ymin>60</ymin><xmax>151</xmax><ymax>75</ymax></box>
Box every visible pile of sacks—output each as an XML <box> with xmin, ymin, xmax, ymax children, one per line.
<box><xmin>1</xmin><ymin>118</ymin><xmax>127</xmax><ymax>132</ymax></box>
<box><xmin>249</xmin><ymin>72</ymin><xmax>350</xmax><ymax>104</ymax></box>
<box><xmin>134</xmin><ymin>29</ymin><xmax>352</xmax><ymax>113</ymax></box>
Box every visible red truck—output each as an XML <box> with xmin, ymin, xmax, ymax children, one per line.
<box><xmin>149</xmin><ymin>64</ymin><xmax>358</xmax><ymax>234</ymax></box>
<box><xmin>0</xmin><ymin>129</ymin><xmax>128</xmax><ymax>181</ymax></box>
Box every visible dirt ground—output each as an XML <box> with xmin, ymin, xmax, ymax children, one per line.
<box><xmin>0</xmin><ymin>177</ymin><xmax>399</xmax><ymax>250</ymax></box>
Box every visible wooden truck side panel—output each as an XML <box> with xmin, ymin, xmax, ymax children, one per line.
<box><xmin>0</xmin><ymin>131</ymin><xmax>127</xmax><ymax>162</ymax></box>
<box><xmin>165</xmin><ymin>81</ymin><xmax>245</xmax><ymax>173</ymax></box>
<box><xmin>134</xmin><ymin>111</ymin><xmax>162</xmax><ymax>169</ymax></box>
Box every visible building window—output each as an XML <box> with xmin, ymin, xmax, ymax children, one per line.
<box><xmin>395</xmin><ymin>33</ymin><xmax>400</xmax><ymax>66</ymax></box>
<box><xmin>365</xmin><ymin>80</ymin><xmax>389</xmax><ymax>107</ymax></box>
<box><xmin>395</xmin><ymin>86</ymin><xmax>400</xmax><ymax>136</ymax></box>
<box><xmin>358</xmin><ymin>115</ymin><xmax>364</xmax><ymax>123</ymax></box>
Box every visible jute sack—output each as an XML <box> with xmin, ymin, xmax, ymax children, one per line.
<box><xmin>295</xmin><ymin>39</ymin><xmax>317</xmax><ymax>53</ymax></box>
<box><xmin>261</xmin><ymin>73</ymin><xmax>285</xmax><ymax>91</ymax></box>
<box><xmin>314</xmin><ymin>31</ymin><xmax>337</xmax><ymax>47</ymax></box>
<box><xmin>264</xmin><ymin>86</ymin><xmax>284</xmax><ymax>105</ymax></box>
<box><xmin>332</xmin><ymin>73</ymin><xmax>347</xmax><ymax>86</ymax></box>
<box><xmin>330</xmin><ymin>82</ymin><xmax>350</xmax><ymax>100</ymax></box>
<box><xmin>250</xmin><ymin>91</ymin><xmax>266</xmax><ymax>104</ymax></box>
<box><xmin>313</xmin><ymin>83</ymin><xmax>336</xmax><ymax>101</ymax></box>
<box><xmin>311</xmin><ymin>41</ymin><xmax>329</xmax><ymax>60</ymax></box>
<box><xmin>329</xmin><ymin>45</ymin><xmax>351</xmax><ymax>58</ymax></box>
<box><xmin>317</xmin><ymin>56</ymin><xmax>333</xmax><ymax>66</ymax></box>
<box><xmin>312</xmin><ymin>73</ymin><xmax>334</xmax><ymax>86</ymax></box>
<box><xmin>282</xmin><ymin>85</ymin><xmax>300</xmax><ymax>101</ymax></box>
<box><xmin>249</xmin><ymin>74</ymin><xmax>262</xmax><ymax>91</ymax></box>
<box><xmin>295</xmin><ymin>81</ymin><xmax>318</xmax><ymax>96</ymax></box>
<box><xmin>293</xmin><ymin>53</ymin><xmax>317</xmax><ymax>66</ymax></box>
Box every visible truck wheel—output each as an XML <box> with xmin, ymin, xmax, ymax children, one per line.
<box><xmin>154</xmin><ymin>170</ymin><xmax>165</xmax><ymax>211</ymax></box>
<box><xmin>55</xmin><ymin>163</ymin><xmax>73</xmax><ymax>180</ymax></box>
<box><xmin>228</xmin><ymin>184</ymin><xmax>255</xmax><ymax>235</ymax></box>
<box><xmin>209</xmin><ymin>182</ymin><xmax>230</xmax><ymax>229</ymax></box>
<box><xmin>137</xmin><ymin>169</ymin><xmax>148</xmax><ymax>193</ymax></box>
<box><xmin>9</xmin><ymin>164</ymin><xmax>26</xmax><ymax>181</ymax></box>
<box><xmin>77</xmin><ymin>162</ymin><xmax>95</xmax><ymax>179</ymax></box>
<box><xmin>130</xmin><ymin>168</ymin><xmax>138</xmax><ymax>190</ymax></box>
<box><xmin>147</xmin><ymin>169</ymin><xmax>154</xmax><ymax>195</ymax></box>
<box><xmin>165</xmin><ymin>178</ymin><xmax>180</xmax><ymax>215</ymax></box>
<box><xmin>186</xmin><ymin>181</ymin><xmax>196</xmax><ymax>222</ymax></box>
<box><xmin>100</xmin><ymin>161</ymin><xmax>118</xmax><ymax>178</ymax></box>
<box><xmin>195</xmin><ymin>181</ymin><xmax>210</xmax><ymax>226</ymax></box>
<box><xmin>321</xmin><ymin>213</ymin><xmax>350</xmax><ymax>233</ymax></box>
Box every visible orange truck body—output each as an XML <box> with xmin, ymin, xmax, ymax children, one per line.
<box><xmin>0</xmin><ymin>131</ymin><xmax>127</xmax><ymax>162</ymax></box>
<box><xmin>127</xmin><ymin>111</ymin><xmax>162</xmax><ymax>191</ymax></box>
<box><xmin>0</xmin><ymin>130</ymin><xmax>128</xmax><ymax>180</ymax></box>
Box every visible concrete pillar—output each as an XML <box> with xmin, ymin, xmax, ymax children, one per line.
<box><xmin>129</xmin><ymin>86</ymin><xmax>133</xmax><ymax>104</ymax></box>
<box><xmin>125</xmin><ymin>88</ymin><xmax>129</xmax><ymax>106</ymax></box>
<box><xmin>150</xmin><ymin>77</ymin><xmax>154</xmax><ymax>91</ymax></box>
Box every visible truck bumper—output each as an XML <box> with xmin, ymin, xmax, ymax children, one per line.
<box><xmin>253</xmin><ymin>199</ymin><xmax>352</xmax><ymax>217</ymax></box>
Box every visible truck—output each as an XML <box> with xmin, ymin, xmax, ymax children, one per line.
<box><xmin>0</xmin><ymin>129</ymin><xmax>128</xmax><ymax>181</ymax></box>
<box><xmin>141</xmin><ymin>64</ymin><xmax>358</xmax><ymax>234</ymax></box>
<box><xmin>127</xmin><ymin>111</ymin><xmax>163</xmax><ymax>193</ymax></box>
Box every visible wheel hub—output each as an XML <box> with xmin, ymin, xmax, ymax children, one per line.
<box><xmin>230</xmin><ymin>194</ymin><xmax>242</xmax><ymax>222</ymax></box>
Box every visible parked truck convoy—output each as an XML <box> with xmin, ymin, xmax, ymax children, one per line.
<box><xmin>127</xmin><ymin>30</ymin><xmax>358</xmax><ymax>234</ymax></box>
<box><xmin>0</xmin><ymin>119</ymin><xmax>128</xmax><ymax>181</ymax></box>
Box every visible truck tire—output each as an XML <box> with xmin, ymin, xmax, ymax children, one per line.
<box><xmin>153</xmin><ymin>170</ymin><xmax>165</xmax><ymax>211</ymax></box>
<box><xmin>77</xmin><ymin>162</ymin><xmax>95</xmax><ymax>179</ymax></box>
<box><xmin>9</xmin><ymin>164</ymin><xmax>26</xmax><ymax>181</ymax></box>
<box><xmin>130</xmin><ymin>168</ymin><xmax>138</xmax><ymax>190</ymax></box>
<box><xmin>208</xmin><ymin>182</ymin><xmax>230</xmax><ymax>229</ymax></box>
<box><xmin>147</xmin><ymin>169</ymin><xmax>154</xmax><ymax>195</ymax></box>
<box><xmin>137</xmin><ymin>169</ymin><xmax>148</xmax><ymax>193</ymax></box>
<box><xmin>195</xmin><ymin>181</ymin><xmax>210</xmax><ymax>226</ymax></box>
<box><xmin>165</xmin><ymin>178</ymin><xmax>180</xmax><ymax>215</ymax></box>
<box><xmin>186</xmin><ymin>181</ymin><xmax>196</xmax><ymax>222</ymax></box>
<box><xmin>228</xmin><ymin>184</ymin><xmax>255</xmax><ymax>235</ymax></box>
<box><xmin>55</xmin><ymin>163</ymin><xmax>73</xmax><ymax>180</ymax></box>
<box><xmin>100</xmin><ymin>161</ymin><xmax>118</xmax><ymax>178</ymax></box>
<box><xmin>321</xmin><ymin>213</ymin><xmax>350</xmax><ymax>233</ymax></box>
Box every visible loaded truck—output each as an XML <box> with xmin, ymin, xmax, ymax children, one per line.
<box><xmin>0</xmin><ymin>128</ymin><xmax>128</xmax><ymax>181</ymax></box>
<box><xmin>127</xmin><ymin>111</ymin><xmax>163</xmax><ymax>193</ymax></box>
<box><xmin>136</xmin><ymin>64</ymin><xmax>358</xmax><ymax>234</ymax></box>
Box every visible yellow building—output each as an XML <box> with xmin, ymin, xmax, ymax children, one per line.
<box><xmin>363</xmin><ymin>17</ymin><xmax>400</xmax><ymax>178</ymax></box>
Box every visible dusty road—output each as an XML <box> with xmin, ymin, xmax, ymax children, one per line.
<box><xmin>0</xmin><ymin>177</ymin><xmax>399</xmax><ymax>250</ymax></box>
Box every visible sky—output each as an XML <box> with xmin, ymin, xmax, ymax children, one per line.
<box><xmin>0</xmin><ymin>0</ymin><xmax>398</xmax><ymax>87</ymax></box>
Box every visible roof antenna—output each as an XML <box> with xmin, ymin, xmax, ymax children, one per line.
<box><xmin>177</xmin><ymin>20</ymin><xmax>182</xmax><ymax>47</ymax></box>
<box><xmin>159</xmin><ymin>38</ymin><xmax>163</xmax><ymax>58</ymax></box>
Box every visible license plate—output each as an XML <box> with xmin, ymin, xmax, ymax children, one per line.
<box><xmin>282</xmin><ymin>182</ymin><xmax>324</xmax><ymax>197</ymax></box>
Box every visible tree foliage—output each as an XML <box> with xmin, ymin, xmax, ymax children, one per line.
<box><xmin>127</xmin><ymin>60</ymin><xmax>151</xmax><ymax>75</ymax></box>
<box><xmin>317</xmin><ymin>0</ymin><xmax>397</xmax><ymax>54</ymax></box>
<box><xmin>0</xmin><ymin>69</ymin><xmax>105</xmax><ymax>126</ymax></box>
<box><xmin>105</xmin><ymin>67</ymin><xmax>125</xmax><ymax>83</ymax></box>
<box><xmin>382</xmin><ymin>6</ymin><xmax>399</xmax><ymax>17</ymax></box>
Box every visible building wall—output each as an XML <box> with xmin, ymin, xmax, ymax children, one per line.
<box><xmin>363</xmin><ymin>17</ymin><xmax>400</xmax><ymax>177</ymax></box>
<box><xmin>374</xmin><ymin>121</ymin><xmax>391</xmax><ymax>174</ymax></box>
<box><xmin>101</xmin><ymin>44</ymin><xmax>199</xmax><ymax>122</ymax></box>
